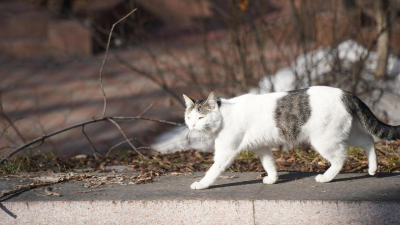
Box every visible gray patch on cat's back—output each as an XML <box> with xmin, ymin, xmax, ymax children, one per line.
<box><xmin>274</xmin><ymin>88</ymin><xmax>311</xmax><ymax>140</ymax></box>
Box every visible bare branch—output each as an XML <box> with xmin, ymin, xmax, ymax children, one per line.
<box><xmin>0</xmin><ymin>116</ymin><xmax>182</xmax><ymax>164</ymax></box>
<box><xmin>82</xmin><ymin>125</ymin><xmax>102</xmax><ymax>157</ymax></box>
<box><xmin>107</xmin><ymin>118</ymin><xmax>145</xmax><ymax>158</ymax></box>
<box><xmin>99</xmin><ymin>8</ymin><xmax>137</xmax><ymax>118</ymax></box>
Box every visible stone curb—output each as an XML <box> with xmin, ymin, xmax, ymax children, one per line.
<box><xmin>1</xmin><ymin>200</ymin><xmax>399</xmax><ymax>224</ymax></box>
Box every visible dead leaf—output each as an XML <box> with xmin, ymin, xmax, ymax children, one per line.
<box><xmin>257</xmin><ymin>173</ymin><xmax>267</xmax><ymax>179</ymax></box>
<box><xmin>168</xmin><ymin>172</ymin><xmax>183</xmax><ymax>176</ymax></box>
<box><xmin>71</xmin><ymin>155</ymin><xmax>87</xmax><ymax>160</ymax></box>
<box><xmin>219</xmin><ymin>175</ymin><xmax>237</xmax><ymax>179</ymax></box>
<box><xmin>74</xmin><ymin>190</ymin><xmax>105</xmax><ymax>194</ymax></box>
<box><xmin>44</xmin><ymin>187</ymin><xmax>61</xmax><ymax>197</ymax></box>
<box><xmin>239</xmin><ymin>0</ymin><xmax>249</xmax><ymax>11</ymax></box>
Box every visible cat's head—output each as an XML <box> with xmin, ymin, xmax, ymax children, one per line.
<box><xmin>183</xmin><ymin>92</ymin><xmax>222</xmax><ymax>132</ymax></box>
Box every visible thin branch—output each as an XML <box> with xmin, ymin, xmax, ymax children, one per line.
<box><xmin>0</xmin><ymin>139</ymin><xmax>44</xmax><ymax>152</ymax></box>
<box><xmin>3</xmin><ymin>116</ymin><xmax>27</xmax><ymax>144</ymax></box>
<box><xmin>107</xmin><ymin>118</ymin><xmax>145</xmax><ymax>158</ymax></box>
<box><xmin>106</xmin><ymin>137</ymin><xmax>135</xmax><ymax>157</ymax></box>
<box><xmin>0</xmin><ymin>173</ymin><xmax>93</xmax><ymax>201</ymax></box>
<box><xmin>82</xmin><ymin>125</ymin><xmax>102</xmax><ymax>157</ymax></box>
<box><xmin>111</xmin><ymin>116</ymin><xmax>183</xmax><ymax>126</ymax></box>
<box><xmin>0</xmin><ymin>146</ymin><xmax>16</xmax><ymax>151</ymax></box>
<box><xmin>0</xmin><ymin>123</ymin><xmax>14</xmax><ymax>141</ymax></box>
<box><xmin>99</xmin><ymin>8</ymin><xmax>137</xmax><ymax>118</ymax></box>
<box><xmin>113</xmin><ymin>54</ymin><xmax>185</xmax><ymax>107</ymax></box>
<box><xmin>137</xmin><ymin>101</ymin><xmax>155</xmax><ymax>117</ymax></box>
<box><xmin>0</xmin><ymin>180</ymin><xmax>63</xmax><ymax>201</ymax></box>
<box><xmin>0</xmin><ymin>91</ymin><xmax>27</xmax><ymax>144</ymax></box>
<box><xmin>0</xmin><ymin>116</ymin><xmax>182</xmax><ymax>164</ymax></box>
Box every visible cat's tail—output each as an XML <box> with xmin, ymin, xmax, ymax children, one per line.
<box><xmin>342</xmin><ymin>91</ymin><xmax>400</xmax><ymax>140</ymax></box>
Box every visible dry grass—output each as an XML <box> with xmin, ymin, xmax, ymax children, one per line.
<box><xmin>1</xmin><ymin>141</ymin><xmax>399</xmax><ymax>175</ymax></box>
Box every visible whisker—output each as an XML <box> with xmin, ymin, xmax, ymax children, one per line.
<box><xmin>185</xmin><ymin>129</ymin><xmax>189</xmax><ymax>143</ymax></box>
<box><xmin>179</xmin><ymin>126</ymin><xmax>188</xmax><ymax>131</ymax></box>
<box><xmin>204</xmin><ymin>129</ymin><xmax>215</xmax><ymax>139</ymax></box>
<box><xmin>179</xmin><ymin>127</ymin><xmax>189</xmax><ymax>135</ymax></box>
<box><xmin>187</xmin><ymin>130</ymin><xmax>192</xmax><ymax>144</ymax></box>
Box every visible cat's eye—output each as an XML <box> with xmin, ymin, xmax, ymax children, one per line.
<box><xmin>187</xmin><ymin>117</ymin><xmax>191</xmax><ymax>120</ymax></box>
<box><xmin>199</xmin><ymin>117</ymin><xmax>204</xmax><ymax>120</ymax></box>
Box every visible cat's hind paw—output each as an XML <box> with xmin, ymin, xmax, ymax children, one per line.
<box><xmin>190</xmin><ymin>181</ymin><xmax>209</xmax><ymax>190</ymax></box>
<box><xmin>368</xmin><ymin>167</ymin><xmax>377</xmax><ymax>176</ymax></box>
<box><xmin>263</xmin><ymin>176</ymin><xmax>278</xmax><ymax>184</ymax></box>
<box><xmin>315</xmin><ymin>174</ymin><xmax>332</xmax><ymax>183</ymax></box>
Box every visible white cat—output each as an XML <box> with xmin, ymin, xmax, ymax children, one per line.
<box><xmin>183</xmin><ymin>86</ymin><xmax>400</xmax><ymax>190</ymax></box>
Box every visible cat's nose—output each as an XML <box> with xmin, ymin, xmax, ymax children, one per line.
<box><xmin>192</xmin><ymin>124</ymin><xmax>196</xmax><ymax>128</ymax></box>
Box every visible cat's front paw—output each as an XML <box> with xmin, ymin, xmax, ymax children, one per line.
<box><xmin>263</xmin><ymin>176</ymin><xmax>278</xmax><ymax>184</ymax></box>
<box><xmin>315</xmin><ymin>174</ymin><xmax>331</xmax><ymax>183</ymax></box>
<box><xmin>190</xmin><ymin>181</ymin><xmax>209</xmax><ymax>190</ymax></box>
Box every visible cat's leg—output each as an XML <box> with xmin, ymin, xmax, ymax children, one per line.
<box><xmin>191</xmin><ymin>149</ymin><xmax>238</xmax><ymax>190</ymax></box>
<box><xmin>312</xmin><ymin>140</ymin><xmax>347</xmax><ymax>183</ymax></box>
<box><xmin>346</xmin><ymin>131</ymin><xmax>377</xmax><ymax>176</ymax></box>
<box><xmin>253</xmin><ymin>148</ymin><xmax>278</xmax><ymax>184</ymax></box>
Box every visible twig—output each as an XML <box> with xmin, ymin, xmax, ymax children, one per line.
<box><xmin>377</xmin><ymin>148</ymin><xmax>387</xmax><ymax>156</ymax></box>
<box><xmin>113</xmin><ymin>54</ymin><xmax>185</xmax><ymax>107</ymax></box>
<box><xmin>0</xmin><ymin>146</ymin><xmax>16</xmax><ymax>151</ymax></box>
<box><xmin>99</xmin><ymin>8</ymin><xmax>137</xmax><ymax>118</ymax></box>
<box><xmin>0</xmin><ymin>123</ymin><xmax>14</xmax><ymax>141</ymax></box>
<box><xmin>106</xmin><ymin>137</ymin><xmax>135</xmax><ymax>157</ymax></box>
<box><xmin>0</xmin><ymin>181</ymin><xmax>59</xmax><ymax>201</ymax></box>
<box><xmin>82</xmin><ymin>125</ymin><xmax>102</xmax><ymax>157</ymax></box>
<box><xmin>349</xmin><ymin>164</ymin><xmax>368</xmax><ymax>172</ymax></box>
<box><xmin>0</xmin><ymin>116</ymin><xmax>182</xmax><ymax>164</ymax></box>
<box><xmin>137</xmin><ymin>101</ymin><xmax>155</xmax><ymax>117</ymax></box>
<box><xmin>111</xmin><ymin>116</ymin><xmax>183</xmax><ymax>126</ymax></box>
<box><xmin>0</xmin><ymin>173</ymin><xmax>92</xmax><ymax>201</ymax></box>
<box><xmin>107</xmin><ymin>118</ymin><xmax>145</xmax><ymax>158</ymax></box>
<box><xmin>0</xmin><ymin>91</ymin><xmax>27</xmax><ymax>143</ymax></box>
<box><xmin>3</xmin><ymin>117</ymin><xmax>27</xmax><ymax>144</ymax></box>
<box><xmin>0</xmin><ymin>139</ymin><xmax>44</xmax><ymax>152</ymax></box>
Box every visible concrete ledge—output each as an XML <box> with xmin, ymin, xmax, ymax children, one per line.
<box><xmin>1</xmin><ymin>172</ymin><xmax>400</xmax><ymax>224</ymax></box>
<box><xmin>2</xmin><ymin>200</ymin><xmax>399</xmax><ymax>224</ymax></box>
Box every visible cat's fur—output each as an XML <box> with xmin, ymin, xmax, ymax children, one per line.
<box><xmin>183</xmin><ymin>86</ymin><xmax>400</xmax><ymax>190</ymax></box>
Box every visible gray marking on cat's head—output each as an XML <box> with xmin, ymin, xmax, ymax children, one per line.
<box><xmin>274</xmin><ymin>88</ymin><xmax>311</xmax><ymax>140</ymax></box>
<box><xmin>183</xmin><ymin>92</ymin><xmax>221</xmax><ymax>114</ymax></box>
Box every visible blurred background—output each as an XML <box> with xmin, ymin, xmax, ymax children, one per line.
<box><xmin>1</xmin><ymin>0</ymin><xmax>400</xmax><ymax>157</ymax></box>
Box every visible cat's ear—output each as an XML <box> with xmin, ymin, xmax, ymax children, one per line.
<box><xmin>204</xmin><ymin>91</ymin><xmax>218</xmax><ymax>109</ymax></box>
<box><xmin>183</xmin><ymin>94</ymin><xmax>194</xmax><ymax>108</ymax></box>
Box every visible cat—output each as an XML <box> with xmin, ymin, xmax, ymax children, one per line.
<box><xmin>183</xmin><ymin>86</ymin><xmax>400</xmax><ymax>190</ymax></box>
